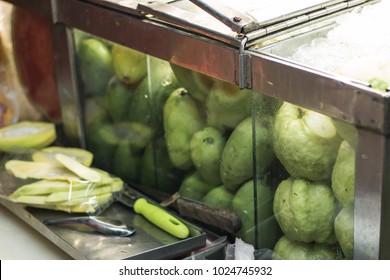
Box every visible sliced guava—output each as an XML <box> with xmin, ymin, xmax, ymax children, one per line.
<box><xmin>32</xmin><ymin>146</ymin><xmax>94</xmax><ymax>167</ymax></box>
<box><xmin>0</xmin><ymin>121</ymin><xmax>56</xmax><ymax>153</ymax></box>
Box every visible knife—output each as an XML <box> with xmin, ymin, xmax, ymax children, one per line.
<box><xmin>128</xmin><ymin>184</ymin><xmax>242</xmax><ymax>234</ymax></box>
<box><xmin>118</xmin><ymin>188</ymin><xmax>190</xmax><ymax>239</ymax></box>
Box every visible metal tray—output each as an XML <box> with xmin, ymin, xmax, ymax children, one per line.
<box><xmin>0</xmin><ymin>181</ymin><xmax>206</xmax><ymax>260</ymax></box>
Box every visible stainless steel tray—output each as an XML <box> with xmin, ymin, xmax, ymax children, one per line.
<box><xmin>0</xmin><ymin>175</ymin><xmax>206</xmax><ymax>260</ymax></box>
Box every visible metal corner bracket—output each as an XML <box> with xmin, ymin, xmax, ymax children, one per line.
<box><xmin>238</xmin><ymin>35</ymin><xmax>252</xmax><ymax>90</ymax></box>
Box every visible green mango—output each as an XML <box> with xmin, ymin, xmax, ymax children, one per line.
<box><xmin>86</xmin><ymin>122</ymin><xmax>152</xmax><ymax>171</ymax></box>
<box><xmin>190</xmin><ymin>127</ymin><xmax>226</xmax><ymax>186</ymax></box>
<box><xmin>77</xmin><ymin>38</ymin><xmax>114</xmax><ymax>96</ymax></box>
<box><xmin>112</xmin><ymin>140</ymin><xmax>142</xmax><ymax>184</ymax></box>
<box><xmin>170</xmin><ymin>63</ymin><xmax>215</xmax><ymax>103</ymax></box>
<box><xmin>232</xmin><ymin>179</ymin><xmax>281</xmax><ymax>249</ymax></box>
<box><xmin>272</xmin><ymin>236</ymin><xmax>343</xmax><ymax>260</ymax></box>
<box><xmin>220</xmin><ymin>116</ymin><xmax>275</xmax><ymax>192</ymax></box>
<box><xmin>130</xmin><ymin>57</ymin><xmax>180</xmax><ymax>137</ymax></box>
<box><xmin>179</xmin><ymin>171</ymin><xmax>216</xmax><ymax>201</ymax></box>
<box><xmin>163</xmin><ymin>88</ymin><xmax>205</xmax><ymax>170</ymax></box>
<box><xmin>140</xmin><ymin>138</ymin><xmax>183</xmax><ymax>194</ymax></box>
<box><xmin>206</xmin><ymin>80</ymin><xmax>252</xmax><ymax>131</ymax></box>
<box><xmin>111</xmin><ymin>43</ymin><xmax>147</xmax><ymax>85</ymax></box>
<box><xmin>86</xmin><ymin>123</ymin><xmax>118</xmax><ymax>171</ymax></box>
<box><xmin>84</xmin><ymin>97</ymin><xmax>110</xmax><ymax>134</ymax></box>
<box><xmin>201</xmin><ymin>186</ymin><xmax>234</xmax><ymax>210</ymax></box>
<box><xmin>105</xmin><ymin>77</ymin><xmax>135</xmax><ymax>122</ymax></box>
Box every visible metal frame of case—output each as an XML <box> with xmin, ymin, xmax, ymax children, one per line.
<box><xmin>2</xmin><ymin>0</ymin><xmax>390</xmax><ymax>259</ymax></box>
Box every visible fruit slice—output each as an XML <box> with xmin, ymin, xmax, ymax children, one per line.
<box><xmin>5</xmin><ymin>160</ymin><xmax>81</xmax><ymax>181</ymax></box>
<box><xmin>0</xmin><ymin>121</ymin><xmax>56</xmax><ymax>153</ymax></box>
<box><xmin>9</xmin><ymin>180</ymin><xmax>93</xmax><ymax>197</ymax></box>
<box><xmin>32</xmin><ymin>146</ymin><xmax>94</xmax><ymax>166</ymax></box>
<box><xmin>55</xmin><ymin>153</ymin><xmax>101</xmax><ymax>183</ymax></box>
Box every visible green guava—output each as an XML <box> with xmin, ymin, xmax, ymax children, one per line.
<box><xmin>232</xmin><ymin>179</ymin><xmax>281</xmax><ymax>249</ymax></box>
<box><xmin>190</xmin><ymin>127</ymin><xmax>226</xmax><ymax>186</ymax></box>
<box><xmin>334</xmin><ymin>205</ymin><xmax>354</xmax><ymax>259</ymax></box>
<box><xmin>111</xmin><ymin>43</ymin><xmax>147</xmax><ymax>85</ymax></box>
<box><xmin>77</xmin><ymin>38</ymin><xmax>113</xmax><ymax>96</ymax></box>
<box><xmin>272</xmin><ymin>235</ymin><xmax>343</xmax><ymax>260</ymax></box>
<box><xmin>369</xmin><ymin>77</ymin><xmax>389</xmax><ymax>92</ymax></box>
<box><xmin>273</xmin><ymin>177</ymin><xmax>338</xmax><ymax>244</ymax></box>
<box><xmin>178</xmin><ymin>171</ymin><xmax>216</xmax><ymax>201</ymax></box>
<box><xmin>201</xmin><ymin>186</ymin><xmax>234</xmax><ymax>210</ymax></box>
<box><xmin>331</xmin><ymin>140</ymin><xmax>355</xmax><ymax>207</ymax></box>
<box><xmin>273</xmin><ymin>102</ymin><xmax>342</xmax><ymax>181</ymax></box>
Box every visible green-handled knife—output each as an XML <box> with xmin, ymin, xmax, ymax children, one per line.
<box><xmin>118</xmin><ymin>189</ymin><xmax>190</xmax><ymax>239</ymax></box>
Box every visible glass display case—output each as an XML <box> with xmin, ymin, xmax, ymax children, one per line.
<box><xmin>0</xmin><ymin>0</ymin><xmax>389</xmax><ymax>260</ymax></box>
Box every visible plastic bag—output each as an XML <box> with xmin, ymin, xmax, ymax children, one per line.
<box><xmin>0</xmin><ymin>144</ymin><xmax>123</xmax><ymax>215</ymax></box>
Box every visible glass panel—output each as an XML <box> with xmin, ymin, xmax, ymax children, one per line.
<box><xmin>73</xmin><ymin>28</ymin><xmax>357</xmax><ymax>260</ymax></box>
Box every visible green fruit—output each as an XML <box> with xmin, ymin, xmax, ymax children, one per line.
<box><xmin>84</xmin><ymin>97</ymin><xmax>110</xmax><ymax>133</ymax></box>
<box><xmin>0</xmin><ymin>121</ymin><xmax>56</xmax><ymax>153</ymax></box>
<box><xmin>140</xmin><ymin>138</ymin><xmax>183</xmax><ymax>194</ymax></box>
<box><xmin>334</xmin><ymin>205</ymin><xmax>354</xmax><ymax>259</ymax></box>
<box><xmin>87</xmin><ymin>122</ymin><xmax>152</xmax><ymax>171</ymax></box>
<box><xmin>170</xmin><ymin>63</ymin><xmax>214</xmax><ymax>102</ymax></box>
<box><xmin>252</xmin><ymin>92</ymin><xmax>283</xmax><ymax>117</ymax></box>
<box><xmin>232</xmin><ymin>179</ymin><xmax>281</xmax><ymax>249</ymax></box>
<box><xmin>190</xmin><ymin>127</ymin><xmax>226</xmax><ymax>186</ymax></box>
<box><xmin>130</xmin><ymin>57</ymin><xmax>180</xmax><ymax>137</ymax></box>
<box><xmin>32</xmin><ymin>146</ymin><xmax>94</xmax><ymax>167</ymax></box>
<box><xmin>163</xmin><ymin>88</ymin><xmax>205</xmax><ymax>170</ymax></box>
<box><xmin>178</xmin><ymin>171</ymin><xmax>216</xmax><ymax>201</ymax></box>
<box><xmin>369</xmin><ymin>77</ymin><xmax>389</xmax><ymax>92</ymax></box>
<box><xmin>111</xmin><ymin>43</ymin><xmax>147</xmax><ymax>85</ymax></box>
<box><xmin>112</xmin><ymin>140</ymin><xmax>142</xmax><ymax>183</ymax></box>
<box><xmin>220</xmin><ymin>116</ymin><xmax>275</xmax><ymax>192</ymax></box>
<box><xmin>273</xmin><ymin>177</ymin><xmax>338</xmax><ymax>244</ymax></box>
<box><xmin>206</xmin><ymin>80</ymin><xmax>252</xmax><ymax>131</ymax></box>
<box><xmin>332</xmin><ymin>119</ymin><xmax>356</xmax><ymax>148</ymax></box>
<box><xmin>331</xmin><ymin>140</ymin><xmax>355</xmax><ymax>207</ymax></box>
<box><xmin>273</xmin><ymin>102</ymin><xmax>342</xmax><ymax>181</ymax></box>
<box><xmin>201</xmin><ymin>186</ymin><xmax>234</xmax><ymax>209</ymax></box>
<box><xmin>105</xmin><ymin>77</ymin><xmax>135</xmax><ymax>122</ymax></box>
<box><xmin>77</xmin><ymin>38</ymin><xmax>113</xmax><ymax>96</ymax></box>
<box><xmin>272</xmin><ymin>236</ymin><xmax>343</xmax><ymax>260</ymax></box>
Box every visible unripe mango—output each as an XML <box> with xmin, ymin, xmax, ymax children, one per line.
<box><xmin>163</xmin><ymin>88</ymin><xmax>205</xmax><ymax>170</ymax></box>
<box><xmin>190</xmin><ymin>127</ymin><xmax>226</xmax><ymax>185</ymax></box>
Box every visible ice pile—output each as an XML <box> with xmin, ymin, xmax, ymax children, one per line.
<box><xmin>290</xmin><ymin>1</ymin><xmax>390</xmax><ymax>83</ymax></box>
